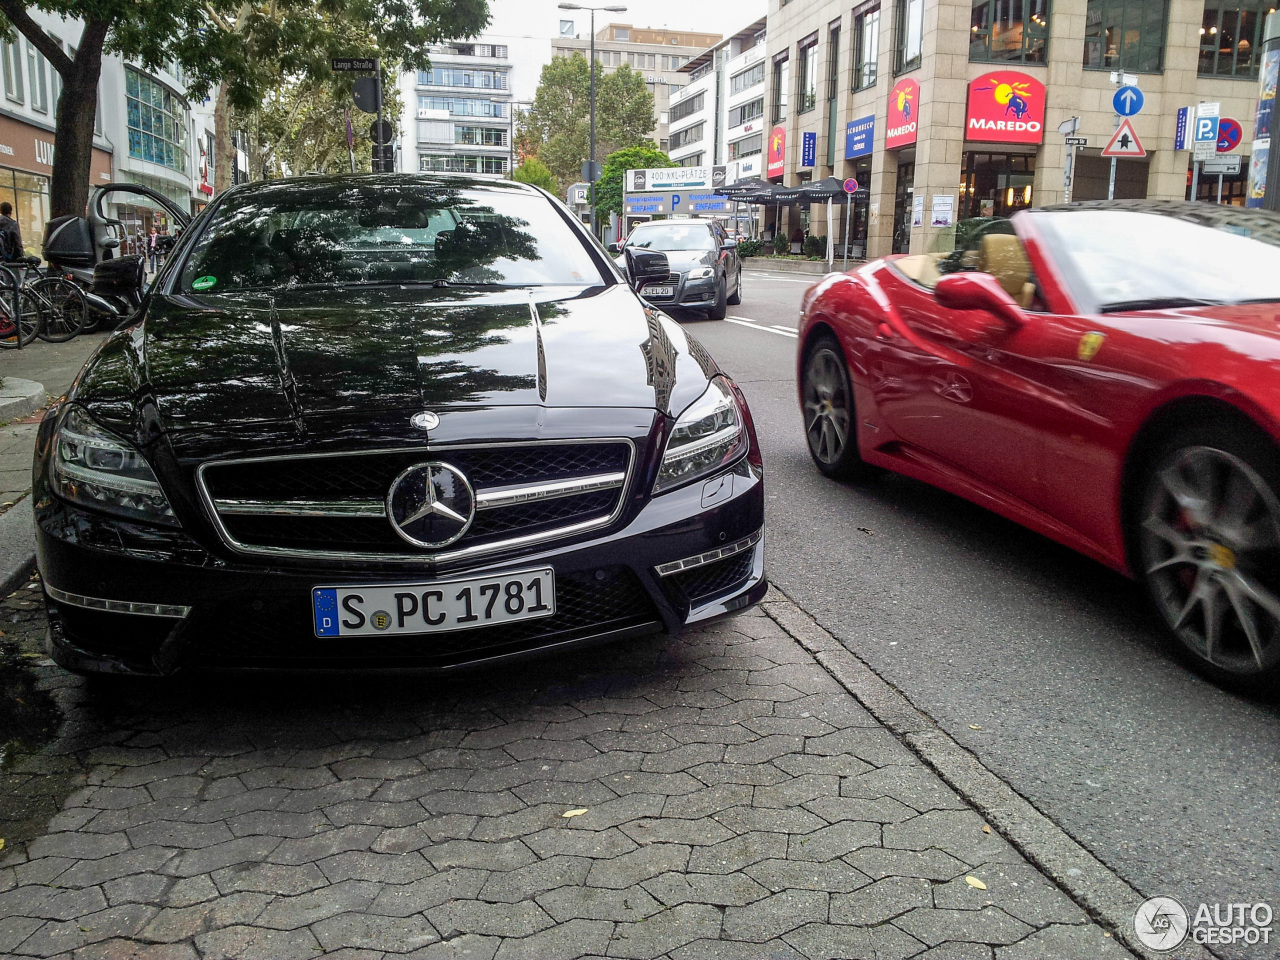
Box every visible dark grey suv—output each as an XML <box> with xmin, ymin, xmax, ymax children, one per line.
<box><xmin>612</xmin><ymin>220</ymin><xmax>741</xmax><ymax>319</ymax></box>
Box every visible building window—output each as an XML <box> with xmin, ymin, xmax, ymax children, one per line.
<box><xmin>419</xmin><ymin>154</ymin><xmax>506</xmax><ymax>174</ymax></box>
<box><xmin>729</xmin><ymin>133</ymin><xmax>763</xmax><ymax>159</ymax></box>
<box><xmin>678</xmin><ymin>152</ymin><xmax>705</xmax><ymax>167</ymax></box>
<box><xmin>728</xmin><ymin>97</ymin><xmax>764</xmax><ymax>127</ymax></box>
<box><xmin>827</xmin><ymin>25</ymin><xmax>842</xmax><ymax>101</ymax></box>
<box><xmin>1199</xmin><ymin>0</ymin><xmax>1270</xmax><ymax>76</ymax></box>
<box><xmin>418</xmin><ymin>96</ymin><xmax>505</xmax><ymax>117</ymax></box>
<box><xmin>126</xmin><ymin>69</ymin><xmax>187</xmax><ymax>172</ymax></box>
<box><xmin>1083</xmin><ymin>0</ymin><xmax>1168</xmax><ymax>71</ymax></box>
<box><xmin>895</xmin><ymin>0</ymin><xmax>926</xmax><ymax>72</ymax></box>
<box><xmin>853</xmin><ymin>6</ymin><xmax>881</xmax><ymax>89</ymax></box>
<box><xmin>959</xmin><ymin>151</ymin><xmax>1036</xmax><ymax>218</ymax></box>
<box><xmin>797</xmin><ymin>37</ymin><xmax>819</xmax><ymax>113</ymax></box>
<box><xmin>670</xmin><ymin>91</ymin><xmax>705</xmax><ymax>122</ymax></box>
<box><xmin>731</xmin><ymin>61</ymin><xmax>765</xmax><ymax>93</ymax></box>
<box><xmin>615</xmin><ymin>27</ymin><xmax>630</xmax><ymax>40</ymax></box>
<box><xmin>772</xmin><ymin>56</ymin><xmax>790</xmax><ymax>122</ymax></box>
<box><xmin>971</xmin><ymin>0</ymin><xmax>1049</xmax><ymax>61</ymax></box>
<box><xmin>2</xmin><ymin>39</ymin><xmax>22</xmax><ymax>104</ymax></box>
<box><xmin>451</xmin><ymin>43</ymin><xmax>508</xmax><ymax>58</ymax></box>
<box><xmin>670</xmin><ymin>122</ymin><xmax>705</xmax><ymax>149</ymax></box>
<box><xmin>418</xmin><ymin>68</ymin><xmax>508</xmax><ymax>89</ymax></box>
<box><xmin>455</xmin><ymin>125</ymin><xmax>506</xmax><ymax>146</ymax></box>
<box><xmin>27</xmin><ymin>40</ymin><xmax>48</xmax><ymax>113</ymax></box>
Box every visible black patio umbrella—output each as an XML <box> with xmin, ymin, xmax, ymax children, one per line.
<box><xmin>801</xmin><ymin>176</ymin><xmax>852</xmax><ymax>203</ymax></box>
<box><xmin>715</xmin><ymin>176</ymin><xmax>771</xmax><ymax>198</ymax></box>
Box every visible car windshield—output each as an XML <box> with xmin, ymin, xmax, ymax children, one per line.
<box><xmin>627</xmin><ymin>224</ymin><xmax>718</xmax><ymax>252</ymax></box>
<box><xmin>176</xmin><ymin>180</ymin><xmax>603</xmax><ymax>293</ymax></box>
<box><xmin>1036</xmin><ymin>206</ymin><xmax>1280</xmax><ymax>310</ymax></box>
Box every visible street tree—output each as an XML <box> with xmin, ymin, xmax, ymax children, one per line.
<box><xmin>517</xmin><ymin>55</ymin><xmax>655</xmax><ymax>192</ymax></box>
<box><xmin>0</xmin><ymin>0</ymin><xmax>488</xmax><ymax>218</ymax></box>
<box><xmin>512</xmin><ymin>157</ymin><xmax>557</xmax><ymax>193</ymax></box>
<box><xmin>594</xmin><ymin>145</ymin><xmax>674</xmax><ymax>223</ymax></box>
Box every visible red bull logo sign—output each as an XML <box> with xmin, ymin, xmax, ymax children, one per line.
<box><xmin>965</xmin><ymin>70</ymin><xmax>1046</xmax><ymax>144</ymax></box>
<box><xmin>886</xmin><ymin>78</ymin><xmax>919</xmax><ymax>149</ymax></box>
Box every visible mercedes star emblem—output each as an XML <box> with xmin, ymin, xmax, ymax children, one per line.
<box><xmin>411</xmin><ymin>411</ymin><xmax>440</xmax><ymax>431</ymax></box>
<box><xmin>386</xmin><ymin>462</ymin><xmax>475</xmax><ymax>548</ymax></box>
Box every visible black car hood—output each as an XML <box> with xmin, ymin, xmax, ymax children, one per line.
<box><xmin>75</xmin><ymin>284</ymin><xmax>718</xmax><ymax>442</ymax></box>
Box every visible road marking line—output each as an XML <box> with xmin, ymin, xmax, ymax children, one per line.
<box><xmin>727</xmin><ymin>316</ymin><xmax>759</xmax><ymax>322</ymax></box>
<box><xmin>724</xmin><ymin>317</ymin><xmax>798</xmax><ymax>338</ymax></box>
<box><xmin>770</xmin><ymin>325</ymin><xmax>798</xmax><ymax>333</ymax></box>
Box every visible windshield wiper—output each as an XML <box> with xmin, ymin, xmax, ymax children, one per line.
<box><xmin>1100</xmin><ymin>296</ymin><xmax>1225</xmax><ymax>313</ymax></box>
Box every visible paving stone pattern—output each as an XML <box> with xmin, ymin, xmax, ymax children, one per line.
<box><xmin>0</xmin><ymin>598</ymin><xmax>1133</xmax><ymax>959</ymax></box>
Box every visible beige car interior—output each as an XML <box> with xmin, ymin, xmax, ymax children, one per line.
<box><xmin>892</xmin><ymin>234</ymin><xmax>1038</xmax><ymax>309</ymax></box>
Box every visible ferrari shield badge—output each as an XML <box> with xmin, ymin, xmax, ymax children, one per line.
<box><xmin>1077</xmin><ymin>332</ymin><xmax>1106</xmax><ymax>362</ymax></box>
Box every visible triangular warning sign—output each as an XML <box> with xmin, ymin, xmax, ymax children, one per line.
<box><xmin>1102</xmin><ymin>118</ymin><xmax>1146</xmax><ymax>158</ymax></box>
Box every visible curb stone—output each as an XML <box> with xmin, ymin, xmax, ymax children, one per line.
<box><xmin>0</xmin><ymin>377</ymin><xmax>46</xmax><ymax>421</ymax></box>
<box><xmin>760</xmin><ymin>587</ymin><xmax>1214</xmax><ymax>960</ymax></box>
<box><xmin>0</xmin><ymin>494</ymin><xmax>35</xmax><ymax>598</ymax></box>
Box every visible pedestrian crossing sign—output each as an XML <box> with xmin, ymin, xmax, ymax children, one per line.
<box><xmin>1102</xmin><ymin>118</ymin><xmax>1146</xmax><ymax>157</ymax></box>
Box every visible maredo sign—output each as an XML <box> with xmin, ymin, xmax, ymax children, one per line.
<box><xmin>965</xmin><ymin>71</ymin><xmax>1046</xmax><ymax>144</ymax></box>
<box><xmin>766</xmin><ymin>126</ymin><xmax>786</xmax><ymax>178</ymax></box>
<box><xmin>886</xmin><ymin>78</ymin><xmax>919</xmax><ymax>150</ymax></box>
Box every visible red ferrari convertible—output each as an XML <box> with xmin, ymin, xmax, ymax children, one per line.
<box><xmin>797</xmin><ymin>200</ymin><xmax>1280</xmax><ymax>692</ymax></box>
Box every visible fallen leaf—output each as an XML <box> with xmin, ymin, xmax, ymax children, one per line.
<box><xmin>0</xmin><ymin>838</ymin><xmax>5</xmax><ymax>851</ymax></box>
<box><xmin>969</xmin><ymin>724</ymin><xmax>982</xmax><ymax>730</ymax></box>
<box><xmin>982</xmin><ymin>825</ymin><xmax>991</xmax><ymax>834</ymax></box>
<box><xmin>965</xmin><ymin>876</ymin><xmax>987</xmax><ymax>890</ymax></box>
<box><xmin>857</xmin><ymin>526</ymin><xmax>875</xmax><ymax>535</ymax></box>
<box><xmin>562</xmin><ymin>809</ymin><xmax>588</xmax><ymax>818</ymax></box>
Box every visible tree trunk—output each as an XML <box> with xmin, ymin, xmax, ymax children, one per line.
<box><xmin>49</xmin><ymin>21</ymin><xmax>109</xmax><ymax>220</ymax></box>
<box><xmin>214</xmin><ymin>82</ymin><xmax>234</xmax><ymax>192</ymax></box>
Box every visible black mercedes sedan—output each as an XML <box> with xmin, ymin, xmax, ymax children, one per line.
<box><xmin>33</xmin><ymin>174</ymin><xmax>766</xmax><ymax>675</ymax></box>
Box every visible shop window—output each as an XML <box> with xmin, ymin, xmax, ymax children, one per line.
<box><xmin>1083</xmin><ymin>0</ymin><xmax>1168</xmax><ymax>72</ymax></box>
<box><xmin>895</xmin><ymin>0</ymin><xmax>925</xmax><ymax>72</ymax></box>
<box><xmin>1199</xmin><ymin>0</ymin><xmax>1272</xmax><ymax>77</ymax></box>
<box><xmin>971</xmin><ymin>0</ymin><xmax>1050</xmax><ymax>62</ymax></box>
<box><xmin>772</xmin><ymin>56</ymin><xmax>790</xmax><ymax>122</ymax></box>
<box><xmin>2</xmin><ymin>39</ymin><xmax>22</xmax><ymax>104</ymax></box>
<box><xmin>797</xmin><ymin>37</ymin><xmax>819</xmax><ymax>113</ymax></box>
<box><xmin>958</xmin><ymin>152</ymin><xmax>1036</xmax><ymax>219</ymax></box>
<box><xmin>853</xmin><ymin>5</ymin><xmax>881</xmax><ymax>90</ymax></box>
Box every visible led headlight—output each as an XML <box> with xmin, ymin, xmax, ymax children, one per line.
<box><xmin>687</xmin><ymin>267</ymin><xmax>714</xmax><ymax>280</ymax></box>
<box><xmin>52</xmin><ymin>407</ymin><xmax>179</xmax><ymax>526</ymax></box>
<box><xmin>654</xmin><ymin>377</ymin><xmax>749</xmax><ymax>494</ymax></box>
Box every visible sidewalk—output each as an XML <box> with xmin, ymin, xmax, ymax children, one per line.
<box><xmin>0</xmin><ymin>590</ymin><xmax>1146</xmax><ymax>960</ymax></box>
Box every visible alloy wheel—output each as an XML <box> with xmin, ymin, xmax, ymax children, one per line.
<box><xmin>803</xmin><ymin>347</ymin><xmax>851</xmax><ymax>466</ymax></box>
<box><xmin>1139</xmin><ymin>445</ymin><xmax>1280</xmax><ymax>676</ymax></box>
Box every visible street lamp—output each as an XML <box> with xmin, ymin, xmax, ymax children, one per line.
<box><xmin>559</xmin><ymin>2</ymin><xmax>627</xmax><ymax>238</ymax></box>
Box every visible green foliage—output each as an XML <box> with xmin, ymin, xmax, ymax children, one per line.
<box><xmin>803</xmin><ymin>235</ymin><xmax>826</xmax><ymax>257</ymax></box>
<box><xmin>737</xmin><ymin>238</ymin><xmax>764</xmax><ymax>258</ymax></box>
<box><xmin>512</xmin><ymin>157</ymin><xmax>557</xmax><ymax>193</ymax></box>
<box><xmin>773</xmin><ymin>233</ymin><xmax>789</xmax><ymax>255</ymax></box>
<box><xmin>517</xmin><ymin>54</ymin><xmax>656</xmax><ymax>193</ymax></box>
<box><xmin>593</xmin><ymin>145</ymin><xmax>673</xmax><ymax>223</ymax></box>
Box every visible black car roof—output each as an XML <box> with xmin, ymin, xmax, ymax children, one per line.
<box><xmin>221</xmin><ymin>172</ymin><xmax>543</xmax><ymax>200</ymax></box>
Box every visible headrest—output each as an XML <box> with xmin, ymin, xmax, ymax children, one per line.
<box><xmin>978</xmin><ymin>234</ymin><xmax>1030</xmax><ymax>297</ymax></box>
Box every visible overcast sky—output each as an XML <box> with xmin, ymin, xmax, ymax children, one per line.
<box><xmin>482</xmin><ymin>0</ymin><xmax>767</xmax><ymax>46</ymax></box>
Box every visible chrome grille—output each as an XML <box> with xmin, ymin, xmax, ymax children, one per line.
<box><xmin>198</xmin><ymin>441</ymin><xmax>635</xmax><ymax>563</ymax></box>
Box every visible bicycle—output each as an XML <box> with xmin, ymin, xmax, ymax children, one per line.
<box><xmin>0</xmin><ymin>262</ymin><xmax>40</xmax><ymax>349</ymax></box>
<box><xmin>0</xmin><ymin>257</ymin><xmax>89</xmax><ymax>347</ymax></box>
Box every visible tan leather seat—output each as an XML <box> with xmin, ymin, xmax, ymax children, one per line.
<box><xmin>978</xmin><ymin>234</ymin><xmax>1036</xmax><ymax>308</ymax></box>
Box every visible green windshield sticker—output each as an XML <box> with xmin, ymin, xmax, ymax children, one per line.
<box><xmin>191</xmin><ymin>276</ymin><xmax>217</xmax><ymax>291</ymax></box>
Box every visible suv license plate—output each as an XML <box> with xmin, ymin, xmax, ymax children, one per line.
<box><xmin>313</xmin><ymin>568</ymin><xmax>555</xmax><ymax>637</ymax></box>
<box><xmin>645</xmin><ymin>285</ymin><xmax>674</xmax><ymax>298</ymax></box>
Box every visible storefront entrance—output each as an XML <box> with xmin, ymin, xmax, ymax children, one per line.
<box><xmin>959</xmin><ymin>151</ymin><xmax>1035</xmax><ymax>219</ymax></box>
<box><xmin>892</xmin><ymin>161</ymin><xmax>915</xmax><ymax>254</ymax></box>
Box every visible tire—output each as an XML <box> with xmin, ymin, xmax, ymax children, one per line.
<box><xmin>801</xmin><ymin>334</ymin><xmax>868</xmax><ymax>480</ymax></box>
<box><xmin>727</xmin><ymin>267</ymin><xmax>742</xmax><ymax>305</ymax></box>
<box><xmin>0</xmin><ymin>289</ymin><xmax>40</xmax><ymax>348</ymax></box>
<box><xmin>707</xmin><ymin>278</ymin><xmax>728</xmax><ymax>320</ymax></box>
<box><xmin>32</xmin><ymin>277</ymin><xmax>88</xmax><ymax>342</ymax></box>
<box><xmin>1134</xmin><ymin>418</ymin><xmax>1280</xmax><ymax>694</ymax></box>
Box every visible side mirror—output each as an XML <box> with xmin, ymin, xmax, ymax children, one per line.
<box><xmin>721</xmin><ymin>239</ymin><xmax>738</xmax><ymax>251</ymax></box>
<box><xmin>624</xmin><ymin>247</ymin><xmax>670</xmax><ymax>292</ymax></box>
<box><xmin>608</xmin><ymin>241</ymin><xmax>622</xmax><ymax>254</ymax></box>
<box><xmin>934</xmin><ymin>272</ymin><xmax>1025</xmax><ymax>328</ymax></box>
<box><xmin>91</xmin><ymin>254</ymin><xmax>145</xmax><ymax>298</ymax></box>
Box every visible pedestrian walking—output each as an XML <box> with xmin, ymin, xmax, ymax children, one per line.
<box><xmin>147</xmin><ymin>227</ymin><xmax>159</xmax><ymax>273</ymax></box>
<box><xmin>0</xmin><ymin>201</ymin><xmax>25</xmax><ymax>263</ymax></box>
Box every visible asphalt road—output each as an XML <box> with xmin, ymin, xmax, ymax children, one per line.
<box><xmin>676</xmin><ymin>266</ymin><xmax>1280</xmax><ymax>957</ymax></box>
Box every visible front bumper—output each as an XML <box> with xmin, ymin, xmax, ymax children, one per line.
<box><xmin>35</xmin><ymin>458</ymin><xmax>765</xmax><ymax>676</ymax></box>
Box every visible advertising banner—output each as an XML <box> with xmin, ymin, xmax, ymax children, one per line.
<box><xmin>801</xmin><ymin>132</ymin><xmax>817</xmax><ymax>168</ymax></box>
<box><xmin>767</xmin><ymin>126</ymin><xmax>787</xmax><ymax>178</ymax></box>
<box><xmin>886</xmin><ymin>79</ymin><xmax>919</xmax><ymax>149</ymax></box>
<box><xmin>965</xmin><ymin>71</ymin><xmax>1046</xmax><ymax>144</ymax></box>
<box><xmin>626</xmin><ymin>166</ymin><xmax>726</xmax><ymax>192</ymax></box>
<box><xmin>845</xmin><ymin>115</ymin><xmax>875</xmax><ymax>159</ymax></box>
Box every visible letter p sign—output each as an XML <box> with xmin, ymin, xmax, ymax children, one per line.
<box><xmin>1195</xmin><ymin>116</ymin><xmax>1219</xmax><ymax>144</ymax></box>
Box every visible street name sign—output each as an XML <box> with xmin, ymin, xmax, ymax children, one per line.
<box><xmin>332</xmin><ymin>58</ymin><xmax>377</xmax><ymax>71</ymax></box>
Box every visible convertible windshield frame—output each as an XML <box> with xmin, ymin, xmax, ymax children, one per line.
<box><xmin>165</xmin><ymin>175</ymin><xmax>616</xmax><ymax>296</ymax></box>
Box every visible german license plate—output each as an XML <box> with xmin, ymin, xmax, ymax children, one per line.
<box><xmin>645</xmin><ymin>285</ymin><xmax>674</xmax><ymax>298</ymax></box>
<box><xmin>313</xmin><ymin>567</ymin><xmax>555</xmax><ymax>637</ymax></box>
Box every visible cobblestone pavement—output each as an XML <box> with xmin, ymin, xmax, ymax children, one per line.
<box><xmin>0</xmin><ymin>591</ymin><xmax>1134</xmax><ymax>960</ymax></box>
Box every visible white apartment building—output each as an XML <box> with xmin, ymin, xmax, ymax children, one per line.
<box><xmin>668</xmin><ymin>20</ymin><xmax>769</xmax><ymax>181</ymax></box>
<box><xmin>397</xmin><ymin>39</ymin><xmax>515</xmax><ymax>178</ymax></box>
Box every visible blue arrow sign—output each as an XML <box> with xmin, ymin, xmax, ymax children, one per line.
<box><xmin>1113</xmin><ymin>85</ymin><xmax>1144</xmax><ymax>117</ymax></box>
